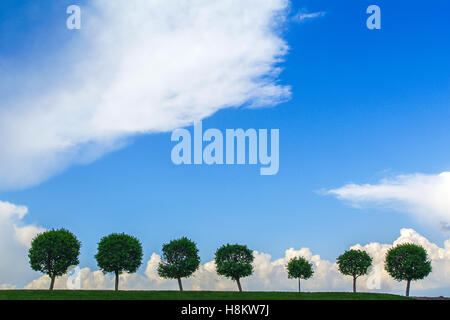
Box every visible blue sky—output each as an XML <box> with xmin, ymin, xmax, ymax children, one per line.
<box><xmin>1</xmin><ymin>1</ymin><xmax>450</xmax><ymax>292</ymax></box>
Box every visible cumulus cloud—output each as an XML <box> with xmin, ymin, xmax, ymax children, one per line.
<box><xmin>0</xmin><ymin>0</ymin><xmax>291</xmax><ymax>190</ymax></box>
<box><xmin>23</xmin><ymin>229</ymin><xmax>450</xmax><ymax>296</ymax></box>
<box><xmin>0</xmin><ymin>201</ymin><xmax>45</xmax><ymax>287</ymax></box>
<box><xmin>326</xmin><ymin>172</ymin><xmax>450</xmax><ymax>228</ymax></box>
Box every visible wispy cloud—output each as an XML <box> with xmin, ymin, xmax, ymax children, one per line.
<box><xmin>326</xmin><ymin>172</ymin><xmax>450</xmax><ymax>229</ymax></box>
<box><xmin>292</xmin><ymin>10</ymin><xmax>326</xmax><ymax>23</ymax></box>
<box><xmin>0</xmin><ymin>0</ymin><xmax>291</xmax><ymax>190</ymax></box>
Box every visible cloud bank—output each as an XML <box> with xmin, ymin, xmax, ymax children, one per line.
<box><xmin>327</xmin><ymin>172</ymin><xmax>450</xmax><ymax>229</ymax></box>
<box><xmin>24</xmin><ymin>228</ymin><xmax>450</xmax><ymax>296</ymax></box>
<box><xmin>0</xmin><ymin>0</ymin><xmax>291</xmax><ymax>189</ymax></box>
<box><xmin>0</xmin><ymin>201</ymin><xmax>45</xmax><ymax>287</ymax></box>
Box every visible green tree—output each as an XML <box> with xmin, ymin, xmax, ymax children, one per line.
<box><xmin>95</xmin><ymin>233</ymin><xmax>143</xmax><ymax>291</ymax></box>
<box><xmin>28</xmin><ymin>228</ymin><xmax>81</xmax><ymax>290</ymax></box>
<box><xmin>385</xmin><ymin>243</ymin><xmax>432</xmax><ymax>296</ymax></box>
<box><xmin>215</xmin><ymin>244</ymin><xmax>254</xmax><ymax>292</ymax></box>
<box><xmin>337</xmin><ymin>249</ymin><xmax>372</xmax><ymax>293</ymax></box>
<box><xmin>286</xmin><ymin>257</ymin><xmax>314</xmax><ymax>292</ymax></box>
<box><xmin>157</xmin><ymin>237</ymin><xmax>201</xmax><ymax>291</ymax></box>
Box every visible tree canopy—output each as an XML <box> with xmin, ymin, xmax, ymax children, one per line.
<box><xmin>337</xmin><ymin>249</ymin><xmax>372</xmax><ymax>293</ymax></box>
<box><xmin>215</xmin><ymin>244</ymin><xmax>254</xmax><ymax>292</ymax></box>
<box><xmin>28</xmin><ymin>228</ymin><xmax>81</xmax><ymax>290</ymax></box>
<box><xmin>385</xmin><ymin>243</ymin><xmax>432</xmax><ymax>296</ymax></box>
<box><xmin>286</xmin><ymin>256</ymin><xmax>314</xmax><ymax>292</ymax></box>
<box><xmin>157</xmin><ymin>237</ymin><xmax>200</xmax><ymax>291</ymax></box>
<box><xmin>95</xmin><ymin>233</ymin><xmax>143</xmax><ymax>291</ymax></box>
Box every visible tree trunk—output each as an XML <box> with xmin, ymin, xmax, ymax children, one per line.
<box><xmin>298</xmin><ymin>278</ymin><xmax>301</xmax><ymax>293</ymax></box>
<box><xmin>49</xmin><ymin>275</ymin><xmax>56</xmax><ymax>290</ymax></box>
<box><xmin>353</xmin><ymin>276</ymin><xmax>357</xmax><ymax>293</ymax></box>
<box><xmin>177</xmin><ymin>277</ymin><xmax>183</xmax><ymax>291</ymax></box>
<box><xmin>405</xmin><ymin>279</ymin><xmax>411</xmax><ymax>297</ymax></box>
<box><xmin>236</xmin><ymin>278</ymin><xmax>242</xmax><ymax>292</ymax></box>
<box><xmin>115</xmin><ymin>270</ymin><xmax>119</xmax><ymax>291</ymax></box>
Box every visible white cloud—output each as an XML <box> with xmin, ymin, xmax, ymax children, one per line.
<box><xmin>23</xmin><ymin>229</ymin><xmax>450</xmax><ymax>296</ymax></box>
<box><xmin>0</xmin><ymin>0</ymin><xmax>291</xmax><ymax>190</ymax></box>
<box><xmin>327</xmin><ymin>172</ymin><xmax>450</xmax><ymax>228</ymax></box>
<box><xmin>292</xmin><ymin>10</ymin><xmax>326</xmax><ymax>23</ymax></box>
<box><xmin>0</xmin><ymin>201</ymin><xmax>45</xmax><ymax>286</ymax></box>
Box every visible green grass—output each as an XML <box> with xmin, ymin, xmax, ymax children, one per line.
<box><xmin>0</xmin><ymin>290</ymin><xmax>412</xmax><ymax>300</ymax></box>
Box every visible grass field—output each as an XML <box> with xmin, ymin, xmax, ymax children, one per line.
<box><xmin>0</xmin><ymin>290</ymin><xmax>412</xmax><ymax>300</ymax></box>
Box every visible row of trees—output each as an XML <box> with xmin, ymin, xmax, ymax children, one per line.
<box><xmin>28</xmin><ymin>229</ymin><xmax>432</xmax><ymax>296</ymax></box>
<box><xmin>285</xmin><ymin>247</ymin><xmax>431</xmax><ymax>297</ymax></box>
<box><xmin>28</xmin><ymin>230</ymin><xmax>254</xmax><ymax>292</ymax></box>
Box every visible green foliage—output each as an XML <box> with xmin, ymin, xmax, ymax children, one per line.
<box><xmin>385</xmin><ymin>243</ymin><xmax>432</xmax><ymax>281</ymax></box>
<box><xmin>28</xmin><ymin>228</ymin><xmax>81</xmax><ymax>278</ymax></box>
<box><xmin>157</xmin><ymin>237</ymin><xmax>200</xmax><ymax>279</ymax></box>
<box><xmin>337</xmin><ymin>249</ymin><xmax>372</xmax><ymax>278</ymax></box>
<box><xmin>215</xmin><ymin>244</ymin><xmax>254</xmax><ymax>281</ymax></box>
<box><xmin>95</xmin><ymin>233</ymin><xmax>143</xmax><ymax>275</ymax></box>
<box><xmin>286</xmin><ymin>257</ymin><xmax>314</xmax><ymax>280</ymax></box>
